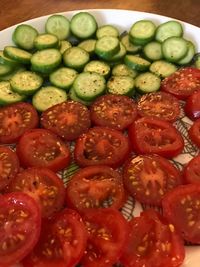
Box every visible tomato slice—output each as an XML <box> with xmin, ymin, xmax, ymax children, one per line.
<box><xmin>23</xmin><ymin>208</ymin><xmax>87</xmax><ymax>267</ymax></box>
<box><xmin>162</xmin><ymin>184</ymin><xmax>200</xmax><ymax>244</ymax></box>
<box><xmin>40</xmin><ymin>101</ymin><xmax>91</xmax><ymax>141</ymax></box>
<box><xmin>123</xmin><ymin>155</ymin><xmax>182</xmax><ymax>206</ymax></box>
<box><xmin>90</xmin><ymin>94</ymin><xmax>137</xmax><ymax>130</ymax></box>
<box><xmin>188</xmin><ymin>118</ymin><xmax>200</xmax><ymax>148</ymax></box>
<box><xmin>161</xmin><ymin>67</ymin><xmax>200</xmax><ymax>100</ymax></box>
<box><xmin>183</xmin><ymin>155</ymin><xmax>200</xmax><ymax>184</ymax></box>
<box><xmin>137</xmin><ymin>92</ymin><xmax>180</xmax><ymax>122</ymax></box>
<box><xmin>184</xmin><ymin>90</ymin><xmax>200</xmax><ymax>120</ymax></box>
<box><xmin>81</xmin><ymin>208</ymin><xmax>129</xmax><ymax>267</ymax></box>
<box><xmin>120</xmin><ymin>209</ymin><xmax>185</xmax><ymax>267</ymax></box>
<box><xmin>128</xmin><ymin>117</ymin><xmax>184</xmax><ymax>158</ymax></box>
<box><xmin>16</xmin><ymin>129</ymin><xmax>71</xmax><ymax>172</ymax></box>
<box><xmin>8</xmin><ymin>167</ymin><xmax>65</xmax><ymax>218</ymax></box>
<box><xmin>66</xmin><ymin>165</ymin><xmax>126</xmax><ymax>211</ymax></box>
<box><xmin>74</xmin><ymin>126</ymin><xmax>130</xmax><ymax>168</ymax></box>
<box><xmin>0</xmin><ymin>102</ymin><xmax>39</xmax><ymax>144</ymax></box>
<box><xmin>0</xmin><ymin>146</ymin><xmax>19</xmax><ymax>191</ymax></box>
<box><xmin>0</xmin><ymin>192</ymin><xmax>41</xmax><ymax>266</ymax></box>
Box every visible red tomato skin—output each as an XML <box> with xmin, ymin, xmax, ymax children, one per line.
<box><xmin>0</xmin><ymin>192</ymin><xmax>41</xmax><ymax>267</ymax></box>
<box><xmin>188</xmin><ymin>119</ymin><xmax>200</xmax><ymax>148</ymax></box>
<box><xmin>128</xmin><ymin>117</ymin><xmax>184</xmax><ymax>159</ymax></box>
<box><xmin>184</xmin><ymin>90</ymin><xmax>200</xmax><ymax>120</ymax></box>
<box><xmin>0</xmin><ymin>146</ymin><xmax>20</xmax><ymax>191</ymax></box>
<box><xmin>161</xmin><ymin>67</ymin><xmax>200</xmax><ymax>100</ymax></box>
<box><xmin>0</xmin><ymin>102</ymin><xmax>39</xmax><ymax>144</ymax></box>
<box><xmin>8</xmin><ymin>167</ymin><xmax>65</xmax><ymax>218</ymax></box>
<box><xmin>16</xmin><ymin>129</ymin><xmax>71</xmax><ymax>172</ymax></box>
<box><xmin>183</xmin><ymin>155</ymin><xmax>200</xmax><ymax>184</ymax></box>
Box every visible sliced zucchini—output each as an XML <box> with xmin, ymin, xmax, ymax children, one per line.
<box><xmin>0</xmin><ymin>51</ymin><xmax>19</xmax><ymax>67</ymax></box>
<box><xmin>0</xmin><ymin>66</ymin><xmax>26</xmax><ymax>81</ymax></box>
<box><xmin>143</xmin><ymin>41</ymin><xmax>163</xmax><ymax>61</ymax></box>
<box><xmin>45</xmin><ymin>14</ymin><xmax>70</xmax><ymax>40</ymax></box>
<box><xmin>96</xmin><ymin>25</ymin><xmax>119</xmax><ymax>39</ymax></box>
<box><xmin>124</xmin><ymin>55</ymin><xmax>151</xmax><ymax>71</ymax></box>
<box><xmin>59</xmin><ymin>40</ymin><xmax>72</xmax><ymax>54</ymax></box>
<box><xmin>0</xmin><ymin>63</ymin><xmax>14</xmax><ymax>77</ymax></box>
<box><xmin>194</xmin><ymin>54</ymin><xmax>200</xmax><ymax>69</ymax></box>
<box><xmin>121</xmin><ymin>34</ymin><xmax>142</xmax><ymax>54</ymax></box>
<box><xmin>32</xmin><ymin>86</ymin><xmax>68</xmax><ymax>112</ymax></box>
<box><xmin>155</xmin><ymin>20</ymin><xmax>183</xmax><ymax>42</ymax></box>
<box><xmin>69</xmin><ymin>87</ymin><xmax>92</xmax><ymax>106</ymax></box>
<box><xmin>0</xmin><ymin>81</ymin><xmax>26</xmax><ymax>105</ymax></box>
<box><xmin>177</xmin><ymin>41</ymin><xmax>196</xmax><ymax>65</ymax></box>
<box><xmin>135</xmin><ymin>72</ymin><xmax>161</xmax><ymax>93</ymax></box>
<box><xmin>107</xmin><ymin>75</ymin><xmax>135</xmax><ymax>96</ymax></box>
<box><xmin>150</xmin><ymin>60</ymin><xmax>177</xmax><ymax>78</ymax></box>
<box><xmin>4</xmin><ymin>46</ymin><xmax>32</xmax><ymax>64</ymax></box>
<box><xmin>78</xmin><ymin>39</ymin><xmax>96</xmax><ymax>56</ymax></box>
<box><xmin>95</xmin><ymin>36</ymin><xmax>120</xmax><ymax>60</ymax></box>
<box><xmin>105</xmin><ymin>42</ymin><xmax>126</xmax><ymax>63</ymax></box>
<box><xmin>34</xmin><ymin>33</ymin><xmax>59</xmax><ymax>50</ymax></box>
<box><xmin>112</xmin><ymin>63</ymin><xmax>138</xmax><ymax>78</ymax></box>
<box><xmin>83</xmin><ymin>60</ymin><xmax>111</xmax><ymax>78</ymax></box>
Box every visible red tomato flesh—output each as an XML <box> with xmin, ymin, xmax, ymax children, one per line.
<box><xmin>184</xmin><ymin>90</ymin><xmax>200</xmax><ymax>120</ymax></box>
<box><xmin>188</xmin><ymin>118</ymin><xmax>200</xmax><ymax>148</ymax></box>
<box><xmin>183</xmin><ymin>155</ymin><xmax>200</xmax><ymax>184</ymax></box>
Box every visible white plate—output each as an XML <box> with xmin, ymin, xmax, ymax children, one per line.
<box><xmin>1</xmin><ymin>9</ymin><xmax>200</xmax><ymax>267</ymax></box>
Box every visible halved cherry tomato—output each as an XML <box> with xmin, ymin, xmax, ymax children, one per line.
<box><xmin>128</xmin><ymin>117</ymin><xmax>184</xmax><ymax>158</ymax></box>
<box><xmin>188</xmin><ymin>118</ymin><xmax>200</xmax><ymax>148</ymax></box>
<box><xmin>161</xmin><ymin>67</ymin><xmax>200</xmax><ymax>100</ymax></box>
<box><xmin>74</xmin><ymin>126</ymin><xmax>130</xmax><ymax>168</ymax></box>
<box><xmin>120</xmin><ymin>209</ymin><xmax>185</xmax><ymax>267</ymax></box>
<box><xmin>183</xmin><ymin>155</ymin><xmax>200</xmax><ymax>184</ymax></box>
<box><xmin>184</xmin><ymin>90</ymin><xmax>200</xmax><ymax>120</ymax></box>
<box><xmin>40</xmin><ymin>101</ymin><xmax>91</xmax><ymax>141</ymax></box>
<box><xmin>137</xmin><ymin>92</ymin><xmax>180</xmax><ymax>122</ymax></box>
<box><xmin>16</xmin><ymin>129</ymin><xmax>71</xmax><ymax>172</ymax></box>
<box><xmin>162</xmin><ymin>184</ymin><xmax>200</xmax><ymax>243</ymax></box>
<box><xmin>8</xmin><ymin>167</ymin><xmax>65</xmax><ymax>218</ymax></box>
<box><xmin>90</xmin><ymin>94</ymin><xmax>137</xmax><ymax>130</ymax></box>
<box><xmin>123</xmin><ymin>155</ymin><xmax>182</xmax><ymax>206</ymax></box>
<box><xmin>0</xmin><ymin>192</ymin><xmax>41</xmax><ymax>267</ymax></box>
<box><xmin>23</xmin><ymin>208</ymin><xmax>87</xmax><ymax>267</ymax></box>
<box><xmin>66</xmin><ymin>165</ymin><xmax>126</xmax><ymax>211</ymax></box>
<box><xmin>0</xmin><ymin>146</ymin><xmax>19</xmax><ymax>191</ymax></box>
<box><xmin>81</xmin><ymin>208</ymin><xmax>129</xmax><ymax>267</ymax></box>
<box><xmin>0</xmin><ymin>102</ymin><xmax>39</xmax><ymax>144</ymax></box>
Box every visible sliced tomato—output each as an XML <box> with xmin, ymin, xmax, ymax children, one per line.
<box><xmin>137</xmin><ymin>92</ymin><xmax>180</xmax><ymax>122</ymax></box>
<box><xmin>161</xmin><ymin>67</ymin><xmax>200</xmax><ymax>100</ymax></box>
<box><xmin>81</xmin><ymin>208</ymin><xmax>129</xmax><ymax>267</ymax></box>
<box><xmin>123</xmin><ymin>155</ymin><xmax>182</xmax><ymax>206</ymax></box>
<box><xmin>23</xmin><ymin>208</ymin><xmax>87</xmax><ymax>267</ymax></box>
<box><xmin>183</xmin><ymin>155</ymin><xmax>200</xmax><ymax>184</ymax></box>
<box><xmin>0</xmin><ymin>192</ymin><xmax>41</xmax><ymax>266</ymax></box>
<box><xmin>0</xmin><ymin>146</ymin><xmax>19</xmax><ymax>191</ymax></box>
<box><xmin>128</xmin><ymin>117</ymin><xmax>184</xmax><ymax>158</ymax></box>
<box><xmin>0</xmin><ymin>102</ymin><xmax>39</xmax><ymax>144</ymax></box>
<box><xmin>188</xmin><ymin>118</ymin><xmax>200</xmax><ymax>148</ymax></box>
<box><xmin>162</xmin><ymin>184</ymin><xmax>200</xmax><ymax>243</ymax></box>
<box><xmin>40</xmin><ymin>101</ymin><xmax>91</xmax><ymax>141</ymax></box>
<box><xmin>90</xmin><ymin>94</ymin><xmax>137</xmax><ymax>130</ymax></box>
<box><xmin>184</xmin><ymin>90</ymin><xmax>200</xmax><ymax>120</ymax></box>
<box><xmin>74</xmin><ymin>126</ymin><xmax>130</xmax><ymax>168</ymax></box>
<box><xmin>8</xmin><ymin>167</ymin><xmax>65</xmax><ymax>218</ymax></box>
<box><xmin>120</xmin><ymin>209</ymin><xmax>185</xmax><ymax>267</ymax></box>
<box><xmin>66</xmin><ymin>165</ymin><xmax>126</xmax><ymax>211</ymax></box>
<box><xmin>16</xmin><ymin>129</ymin><xmax>71</xmax><ymax>172</ymax></box>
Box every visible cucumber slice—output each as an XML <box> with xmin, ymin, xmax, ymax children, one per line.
<box><xmin>162</xmin><ymin>37</ymin><xmax>188</xmax><ymax>63</ymax></box>
<box><xmin>124</xmin><ymin>55</ymin><xmax>151</xmax><ymax>71</ymax></box>
<box><xmin>0</xmin><ymin>51</ymin><xmax>19</xmax><ymax>67</ymax></box>
<box><xmin>0</xmin><ymin>66</ymin><xmax>26</xmax><ymax>81</ymax></box>
<box><xmin>112</xmin><ymin>64</ymin><xmax>138</xmax><ymax>78</ymax></box>
<box><xmin>59</xmin><ymin>40</ymin><xmax>72</xmax><ymax>54</ymax></box>
<box><xmin>121</xmin><ymin>34</ymin><xmax>142</xmax><ymax>54</ymax></box>
<box><xmin>155</xmin><ymin>21</ymin><xmax>183</xmax><ymax>42</ymax></box>
<box><xmin>150</xmin><ymin>60</ymin><xmax>177</xmax><ymax>78</ymax></box>
<box><xmin>135</xmin><ymin>72</ymin><xmax>161</xmax><ymax>93</ymax></box>
<box><xmin>73</xmin><ymin>72</ymin><xmax>106</xmax><ymax>101</ymax></box>
<box><xmin>45</xmin><ymin>14</ymin><xmax>70</xmax><ymax>40</ymax></box>
<box><xmin>31</xmin><ymin>48</ymin><xmax>62</xmax><ymax>74</ymax></box>
<box><xmin>95</xmin><ymin>36</ymin><xmax>120</xmax><ymax>60</ymax></box>
<box><xmin>49</xmin><ymin>67</ymin><xmax>78</xmax><ymax>90</ymax></box>
<box><xmin>143</xmin><ymin>41</ymin><xmax>163</xmax><ymax>61</ymax></box>
<box><xmin>177</xmin><ymin>41</ymin><xmax>196</xmax><ymax>65</ymax></box>
<box><xmin>69</xmin><ymin>87</ymin><xmax>92</xmax><ymax>106</ymax></box>
<box><xmin>84</xmin><ymin>60</ymin><xmax>110</xmax><ymax>78</ymax></box>
<box><xmin>106</xmin><ymin>42</ymin><xmax>126</xmax><ymax>63</ymax></box>
<box><xmin>0</xmin><ymin>63</ymin><xmax>14</xmax><ymax>77</ymax></box>
<box><xmin>63</xmin><ymin>47</ymin><xmax>90</xmax><ymax>71</ymax></box>
<box><xmin>0</xmin><ymin>81</ymin><xmax>26</xmax><ymax>105</ymax></box>
<box><xmin>32</xmin><ymin>86</ymin><xmax>68</xmax><ymax>112</ymax></box>
<box><xmin>12</xmin><ymin>24</ymin><xmax>38</xmax><ymax>51</ymax></box>
<box><xmin>10</xmin><ymin>71</ymin><xmax>43</xmax><ymax>95</ymax></box>
<box><xmin>96</xmin><ymin>25</ymin><xmax>119</xmax><ymax>39</ymax></box>
<box><xmin>4</xmin><ymin>46</ymin><xmax>32</xmax><ymax>64</ymax></box>
<box><xmin>34</xmin><ymin>34</ymin><xmax>59</xmax><ymax>50</ymax></box>
<box><xmin>129</xmin><ymin>20</ymin><xmax>156</xmax><ymax>45</ymax></box>
<box><xmin>78</xmin><ymin>39</ymin><xmax>96</xmax><ymax>56</ymax></box>
<box><xmin>107</xmin><ymin>75</ymin><xmax>135</xmax><ymax>96</ymax></box>
<box><xmin>70</xmin><ymin>12</ymin><xmax>97</xmax><ymax>39</ymax></box>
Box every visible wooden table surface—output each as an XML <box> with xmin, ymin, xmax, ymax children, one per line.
<box><xmin>0</xmin><ymin>0</ymin><xmax>200</xmax><ymax>31</ymax></box>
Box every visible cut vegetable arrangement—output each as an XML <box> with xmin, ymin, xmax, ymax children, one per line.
<box><xmin>0</xmin><ymin>10</ymin><xmax>200</xmax><ymax>267</ymax></box>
